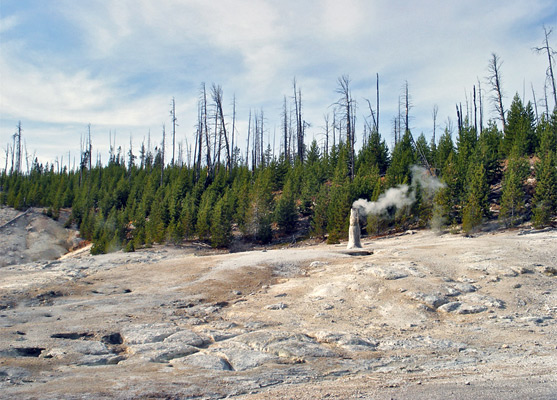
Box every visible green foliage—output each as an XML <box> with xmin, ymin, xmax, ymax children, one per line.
<box><xmin>244</xmin><ymin>168</ymin><xmax>274</xmax><ymax>243</ymax></box>
<box><xmin>532</xmin><ymin>150</ymin><xmax>557</xmax><ymax>228</ymax></box>
<box><xmin>310</xmin><ymin>183</ymin><xmax>329</xmax><ymax>238</ymax></box>
<box><xmin>436</xmin><ymin>128</ymin><xmax>455</xmax><ymax>171</ymax></box>
<box><xmin>499</xmin><ymin>155</ymin><xmax>528</xmax><ymax>227</ymax></box>
<box><xmin>2</xmin><ymin>100</ymin><xmax>556</xmax><ymax>252</ymax></box>
<box><xmin>274</xmin><ymin>178</ymin><xmax>298</xmax><ymax>234</ymax></box>
<box><xmin>386</xmin><ymin>130</ymin><xmax>416</xmax><ymax>187</ymax></box>
<box><xmin>462</xmin><ymin>163</ymin><xmax>489</xmax><ymax>233</ymax></box>
<box><xmin>210</xmin><ymin>191</ymin><xmax>233</xmax><ymax>248</ymax></box>
<box><xmin>475</xmin><ymin>122</ymin><xmax>503</xmax><ymax>185</ymax></box>
<box><xmin>504</xmin><ymin>94</ymin><xmax>536</xmax><ymax>157</ymax></box>
<box><xmin>356</xmin><ymin>130</ymin><xmax>389</xmax><ymax>175</ymax></box>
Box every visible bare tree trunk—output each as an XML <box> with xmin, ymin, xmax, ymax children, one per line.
<box><xmin>246</xmin><ymin>109</ymin><xmax>251</xmax><ymax>169</ymax></box>
<box><xmin>488</xmin><ymin>53</ymin><xmax>506</xmax><ymax>130</ymax></box>
<box><xmin>4</xmin><ymin>143</ymin><xmax>9</xmax><ymax>175</ymax></box>
<box><xmin>534</xmin><ymin>27</ymin><xmax>557</xmax><ymax>109</ymax></box>
<box><xmin>202</xmin><ymin>84</ymin><xmax>211</xmax><ymax>175</ymax></box>
<box><xmin>531</xmin><ymin>83</ymin><xmax>539</xmax><ymax>121</ymax></box>
<box><xmin>293</xmin><ymin>79</ymin><xmax>304</xmax><ymax>163</ymax></box>
<box><xmin>542</xmin><ymin>79</ymin><xmax>549</xmax><ymax>117</ymax></box>
<box><xmin>231</xmin><ymin>94</ymin><xmax>236</xmax><ymax>168</ymax></box>
<box><xmin>478</xmin><ymin>79</ymin><xmax>483</xmax><ymax>133</ymax></box>
<box><xmin>170</xmin><ymin>97</ymin><xmax>176</xmax><ymax>165</ymax></box>
<box><xmin>88</xmin><ymin>124</ymin><xmax>92</xmax><ymax>172</ymax></box>
<box><xmin>332</xmin><ymin>112</ymin><xmax>336</xmax><ymax>149</ymax></box>
<box><xmin>260</xmin><ymin>110</ymin><xmax>265</xmax><ymax>167</ymax></box>
<box><xmin>324</xmin><ymin>113</ymin><xmax>330</xmax><ymax>157</ymax></box>
<box><xmin>337</xmin><ymin>75</ymin><xmax>354</xmax><ymax>179</ymax></box>
<box><xmin>404</xmin><ymin>81</ymin><xmax>410</xmax><ymax>134</ymax></box>
<box><xmin>161</xmin><ymin>124</ymin><xmax>165</xmax><ymax>186</ymax></box>
<box><xmin>376</xmin><ymin>73</ymin><xmax>380</xmax><ymax>133</ymax></box>
<box><xmin>283</xmin><ymin>96</ymin><xmax>289</xmax><ymax>161</ymax></box>
<box><xmin>432</xmin><ymin>104</ymin><xmax>438</xmax><ymax>145</ymax></box>
<box><xmin>456</xmin><ymin>104</ymin><xmax>462</xmax><ymax>135</ymax></box>
<box><xmin>473</xmin><ymin>85</ymin><xmax>478</xmax><ymax>133</ymax></box>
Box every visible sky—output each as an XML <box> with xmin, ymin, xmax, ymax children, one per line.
<box><xmin>1</xmin><ymin>0</ymin><xmax>556</xmax><ymax>170</ymax></box>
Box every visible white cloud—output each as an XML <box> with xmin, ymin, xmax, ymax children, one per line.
<box><xmin>0</xmin><ymin>15</ymin><xmax>20</xmax><ymax>34</ymax></box>
<box><xmin>1</xmin><ymin>0</ymin><xmax>555</xmax><ymax>164</ymax></box>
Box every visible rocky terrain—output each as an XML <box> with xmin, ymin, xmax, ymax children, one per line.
<box><xmin>0</xmin><ymin>207</ymin><xmax>556</xmax><ymax>399</ymax></box>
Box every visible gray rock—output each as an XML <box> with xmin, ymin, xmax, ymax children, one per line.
<box><xmin>313</xmin><ymin>331</ymin><xmax>378</xmax><ymax>351</ymax></box>
<box><xmin>463</xmin><ymin>293</ymin><xmax>505</xmax><ymax>309</ymax></box>
<box><xmin>129</xmin><ymin>342</ymin><xmax>199</xmax><ymax>362</ymax></box>
<box><xmin>456</xmin><ymin>304</ymin><xmax>488</xmax><ymax>314</ymax></box>
<box><xmin>453</xmin><ymin>283</ymin><xmax>477</xmax><ymax>293</ymax></box>
<box><xmin>43</xmin><ymin>341</ymin><xmax>109</xmax><ymax>358</ymax></box>
<box><xmin>265</xmin><ymin>302</ymin><xmax>288</xmax><ymax>310</ymax></box>
<box><xmin>235</xmin><ymin>331</ymin><xmax>336</xmax><ymax>358</ymax></box>
<box><xmin>438</xmin><ymin>302</ymin><xmax>462</xmax><ymax>313</ymax></box>
<box><xmin>163</xmin><ymin>330</ymin><xmax>207</xmax><ymax>347</ymax></box>
<box><xmin>67</xmin><ymin>340</ymin><xmax>109</xmax><ymax>355</ymax></box>
<box><xmin>172</xmin><ymin>352</ymin><xmax>232</xmax><ymax>371</ymax></box>
<box><xmin>202</xmin><ymin>330</ymin><xmax>239</xmax><ymax>342</ymax></box>
<box><xmin>538</xmin><ymin>266</ymin><xmax>557</xmax><ymax>276</ymax></box>
<box><xmin>406</xmin><ymin>292</ymin><xmax>449</xmax><ymax>309</ymax></box>
<box><xmin>121</xmin><ymin>323</ymin><xmax>180</xmax><ymax>344</ymax></box>
<box><xmin>77</xmin><ymin>354</ymin><xmax>125</xmax><ymax>366</ymax></box>
<box><xmin>363</xmin><ymin>264</ymin><xmax>408</xmax><ymax>280</ymax></box>
<box><xmin>216</xmin><ymin>345</ymin><xmax>277</xmax><ymax>371</ymax></box>
<box><xmin>512</xmin><ymin>266</ymin><xmax>533</xmax><ymax>274</ymax></box>
<box><xmin>439</xmin><ymin>299</ymin><xmax>491</xmax><ymax>314</ymax></box>
<box><xmin>443</xmin><ymin>287</ymin><xmax>461</xmax><ymax>297</ymax></box>
<box><xmin>0</xmin><ymin>366</ymin><xmax>30</xmax><ymax>380</ymax></box>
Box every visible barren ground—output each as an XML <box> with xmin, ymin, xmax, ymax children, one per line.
<box><xmin>0</xmin><ymin>207</ymin><xmax>556</xmax><ymax>399</ymax></box>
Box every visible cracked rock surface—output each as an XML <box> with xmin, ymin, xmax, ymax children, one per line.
<box><xmin>1</xmin><ymin>210</ymin><xmax>556</xmax><ymax>399</ymax></box>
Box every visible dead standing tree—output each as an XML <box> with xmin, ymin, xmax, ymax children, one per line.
<box><xmin>170</xmin><ymin>97</ymin><xmax>177</xmax><ymax>166</ymax></box>
<box><xmin>534</xmin><ymin>26</ymin><xmax>557</xmax><ymax>112</ymax></box>
<box><xmin>211</xmin><ymin>84</ymin><xmax>231</xmax><ymax>172</ymax></box>
<box><xmin>282</xmin><ymin>96</ymin><xmax>289</xmax><ymax>162</ymax></box>
<box><xmin>487</xmin><ymin>53</ymin><xmax>506</xmax><ymax>131</ymax></box>
<box><xmin>293</xmin><ymin>78</ymin><xmax>304</xmax><ymax>163</ymax></box>
<box><xmin>336</xmin><ymin>75</ymin><xmax>355</xmax><ymax>180</ymax></box>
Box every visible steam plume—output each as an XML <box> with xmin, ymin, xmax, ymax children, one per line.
<box><xmin>352</xmin><ymin>166</ymin><xmax>445</xmax><ymax>217</ymax></box>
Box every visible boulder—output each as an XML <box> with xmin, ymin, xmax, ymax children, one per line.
<box><xmin>172</xmin><ymin>353</ymin><xmax>232</xmax><ymax>371</ymax></box>
<box><xmin>121</xmin><ymin>323</ymin><xmax>180</xmax><ymax>344</ymax></box>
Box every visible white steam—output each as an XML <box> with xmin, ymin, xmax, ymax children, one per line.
<box><xmin>353</xmin><ymin>166</ymin><xmax>445</xmax><ymax>217</ymax></box>
<box><xmin>353</xmin><ymin>185</ymin><xmax>414</xmax><ymax>216</ymax></box>
<box><xmin>409</xmin><ymin>165</ymin><xmax>445</xmax><ymax>199</ymax></box>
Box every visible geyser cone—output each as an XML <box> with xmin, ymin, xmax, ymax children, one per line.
<box><xmin>347</xmin><ymin>207</ymin><xmax>362</xmax><ymax>249</ymax></box>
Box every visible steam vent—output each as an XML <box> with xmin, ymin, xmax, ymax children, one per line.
<box><xmin>347</xmin><ymin>207</ymin><xmax>362</xmax><ymax>249</ymax></box>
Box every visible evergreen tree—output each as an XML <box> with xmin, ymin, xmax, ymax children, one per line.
<box><xmin>436</xmin><ymin>128</ymin><xmax>454</xmax><ymax>171</ymax></box>
<box><xmin>310</xmin><ymin>183</ymin><xmax>329</xmax><ymax>239</ymax></box>
<box><xmin>462</xmin><ymin>163</ymin><xmax>489</xmax><ymax>233</ymax></box>
<box><xmin>386</xmin><ymin>130</ymin><xmax>416</xmax><ymax>187</ymax></box>
<box><xmin>532</xmin><ymin>150</ymin><xmax>557</xmax><ymax>228</ymax></box>
<box><xmin>195</xmin><ymin>190</ymin><xmax>217</xmax><ymax>241</ymax></box>
<box><xmin>504</xmin><ymin>94</ymin><xmax>536</xmax><ymax>156</ymax></box>
<box><xmin>245</xmin><ymin>168</ymin><xmax>274</xmax><ymax>243</ymax></box>
<box><xmin>475</xmin><ymin>122</ymin><xmax>503</xmax><ymax>185</ymax></box>
<box><xmin>499</xmin><ymin>154</ymin><xmax>528</xmax><ymax>227</ymax></box>
<box><xmin>274</xmin><ymin>177</ymin><xmax>298</xmax><ymax>234</ymax></box>
<box><xmin>210</xmin><ymin>191</ymin><xmax>233</xmax><ymax>247</ymax></box>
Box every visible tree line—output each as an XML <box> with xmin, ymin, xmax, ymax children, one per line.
<box><xmin>2</xmin><ymin>41</ymin><xmax>557</xmax><ymax>253</ymax></box>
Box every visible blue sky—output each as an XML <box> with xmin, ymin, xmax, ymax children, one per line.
<box><xmin>1</xmin><ymin>0</ymin><xmax>556</xmax><ymax>168</ymax></box>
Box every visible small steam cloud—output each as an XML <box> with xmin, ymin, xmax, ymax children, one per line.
<box><xmin>409</xmin><ymin>165</ymin><xmax>445</xmax><ymax>199</ymax></box>
<box><xmin>352</xmin><ymin>166</ymin><xmax>445</xmax><ymax>217</ymax></box>
<box><xmin>353</xmin><ymin>185</ymin><xmax>414</xmax><ymax>216</ymax></box>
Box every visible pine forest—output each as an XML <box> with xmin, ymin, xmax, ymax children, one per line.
<box><xmin>2</xmin><ymin>55</ymin><xmax>557</xmax><ymax>255</ymax></box>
